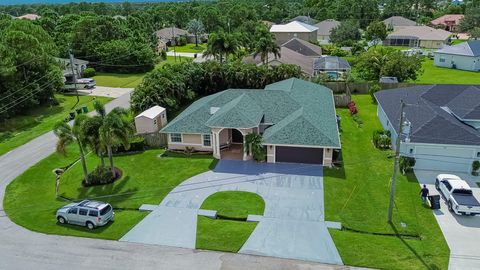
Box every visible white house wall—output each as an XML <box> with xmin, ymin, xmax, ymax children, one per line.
<box><xmin>434</xmin><ymin>53</ymin><xmax>480</xmax><ymax>71</ymax></box>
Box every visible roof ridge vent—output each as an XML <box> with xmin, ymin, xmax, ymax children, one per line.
<box><xmin>210</xmin><ymin>107</ymin><xmax>220</xmax><ymax>115</ymax></box>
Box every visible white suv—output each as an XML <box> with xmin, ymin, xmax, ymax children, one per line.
<box><xmin>56</xmin><ymin>200</ymin><xmax>115</xmax><ymax>230</ymax></box>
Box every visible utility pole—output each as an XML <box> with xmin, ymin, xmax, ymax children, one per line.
<box><xmin>171</xmin><ymin>25</ymin><xmax>177</xmax><ymax>62</ymax></box>
<box><xmin>69</xmin><ymin>51</ymin><xmax>79</xmax><ymax>108</ymax></box>
<box><xmin>388</xmin><ymin>100</ymin><xmax>405</xmax><ymax>223</ymax></box>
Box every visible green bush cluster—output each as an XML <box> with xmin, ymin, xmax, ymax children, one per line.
<box><xmin>82</xmin><ymin>67</ymin><xmax>96</xmax><ymax>78</ymax></box>
<box><xmin>84</xmin><ymin>166</ymin><xmax>116</xmax><ymax>186</ymax></box>
<box><xmin>114</xmin><ymin>136</ymin><xmax>145</xmax><ymax>154</ymax></box>
<box><xmin>399</xmin><ymin>156</ymin><xmax>416</xmax><ymax>174</ymax></box>
<box><xmin>472</xmin><ymin>160</ymin><xmax>480</xmax><ymax>176</ymax></box>
<box><xmin>372</xmin><ymin>130</ymin><xmax>391</xmax><ymax>149</ymax></box>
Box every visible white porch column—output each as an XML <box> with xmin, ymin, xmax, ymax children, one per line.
<box><xmin>212</xmin><ymin>130</ymin><xmax>221</xmax><ymax>159</ymax></box>
<box><xmin>243</xmin><ymin>134</ymin><xmax>247</xmax><ymax>161</ymax></box>
<box><xmin>323</xmin><ymin>148</ymin><xmax>333</xmax><ymax>167</ymax></box>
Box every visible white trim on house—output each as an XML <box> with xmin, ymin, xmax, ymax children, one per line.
<box><xmin>263</xmin><ymin>143</ymin><xmax>341</xmax><ymax>149</ymax></box>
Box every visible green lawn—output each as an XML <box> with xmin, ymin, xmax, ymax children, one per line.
<box><xmin>169</xmin><ymin>43</ymin><xmax>206</xmax><ymax>53</ymax></box>
<box><xmin>415</xmin><ymin>59</ymin><xmax>480</xmax><ymax>84</ymax></box>
<box><xmin>450</xmin><ymin>39</ymin><xmax>467</xmax><ymax>45</ymax></box>
<box><xmin>196</xmin><ymin>191</ymin><xmax>264</xmax><ymax>252</ymax></box>
<box><xmin>4</xmin><ymin>148</ymin><xmax>215</xmax><ymax>240</ymax></box>
<box><xmin>0</xmin><ymin>95</ymin><xmax>111</xmax><ymax>156</ymax></box>
<box><xmin>324</xmin><ymin>95</ymin><xmax>449</xmax><ymax>270</ymax></box>
<box><xmin>93</xmin><ymin>73</ymin><xmax>146</xmax><ymax>88</ymax></box>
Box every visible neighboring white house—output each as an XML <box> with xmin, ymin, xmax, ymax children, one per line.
<box><xmin>434</xmin><ymin>41</ymin><xmax>480</xmax><ymax>71</ymax></box>
<box><xmin>269</xmin><ymin>21</ymin><xmax>318</xmax><ymax>44</ymax></box>
<box><xmin>375</xmin><ymin>85</ymin><xmax>480</xmax><ymax>173</ymax></box>
<box><xmin>135</xmin><ymin>105</ymin><xmax>167</xmax><ymax>134</ymax></box>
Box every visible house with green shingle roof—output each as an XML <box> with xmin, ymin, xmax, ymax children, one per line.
<box><xmin>161</xmin><ymin>78</ymin><xmax>340</xmax><ymax>165</ymax></box>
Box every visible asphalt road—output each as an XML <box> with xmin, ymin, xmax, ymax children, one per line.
<box><xmin>0</xmin><ymin>92</ymin><xmax>359</xmax><ymax>270</ymax></box>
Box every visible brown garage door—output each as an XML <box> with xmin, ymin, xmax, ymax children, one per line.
<box><xmin>276</xmin><ymin>146</ymin><xmax>323</xmax><ymax>164</ymax></box>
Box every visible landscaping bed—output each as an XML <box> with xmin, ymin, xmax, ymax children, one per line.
<box><xmin>323</xmin><ymin>94</ymin><xmax>449</xmax><ymax>270</ymax></box>
<box><xmin>196</xmin><ymin>191</ymin><xmax>265</xmax><ymax>252</ymax></box>
<box><xmin>4</xmin><ymin>148</ymin><xmax>215</xmax><ymax>240</ymax></box>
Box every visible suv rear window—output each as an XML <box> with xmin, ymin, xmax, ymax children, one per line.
<box><xmin>453</xmin><ymin>189</ymin><xmax>473</xmax><ymax>195</ymax></box>
<box><xmin>100</xmin><ymin>205</ymin><xmax>112</xmax><ymax>216</ymax></box>
<box><xmin>88</xmin><ymin>210</ymin><xmax>98</xmax><ymax>217</ymax></box>
<box><xmin>79</xmin><ymin>208</ymin><xmax>88</xmax><ymax>216</ymax></box>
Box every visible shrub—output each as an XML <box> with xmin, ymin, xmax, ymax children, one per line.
<box><xmin>472</xmin><ymin>160</ymin><xmax>480</xmax><ymax>176</ymax></box>
<box><xmin>175</xmin><ymin>35</ymin><xmax>188</xmax><ymax>46</ymax></box>
<box><xmin>82</xmin><ymin>67</ymin><xmax>96</xmax><ymax>78</ymax></box>
<box><xmin>84</xmin><ymin>166</ymin><xmax>116</xmax><ymax>186</ymax></box>
<box><xmin>372</xmin><ymin>130</ymin><xmax>391</xmax><ymax>149</ymax></box>
<box><xmin>399</xmin><ymin>156</ymin><xmax>416</xmax><ymax>174</ymax></box>
<box><xmin>114</xmin><ymin>136</ymin><xmax>145</xmax><ymax>154</ymax></box>
<box><xmin>369</xmin><ymin>84</ymin><xmax>381</xmax><ymax>104</ymax></box>
<box><xmin>347</xmin><ymin>101</ymin><xmax>358</xmax><ymax>115</ymax></box>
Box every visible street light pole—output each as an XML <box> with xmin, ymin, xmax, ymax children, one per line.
<box><xmin>69</xmin><ymin>51</ymin><xmax>79</xmax><ymax>109</ymax></box>
<box><xmin>388</xmin><ymin>100</ymin><xmax>405</xmax><ymax>223</ymax></box>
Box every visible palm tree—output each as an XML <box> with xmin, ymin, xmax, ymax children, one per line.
<box><xmin>53</xmin><ymin>115</ymin><xmax>90</xmax><ymax>184</ymax></box>
<box><xmin>82</xmin><ymin>115</ymin><xmax>106</xmax><ymax>167</ymax></box>
<box><xmin>253</xmin><ymin>29</ymin><xmax>280</xmax><ymax>65</ymax></box>
<box><xmin>203</xmin><ymin>31</ymin><xmax>239</xmax><ymax>63</ymax></box>
<box><xmin>186</xmin><ymin>19</ymin><xmax>205</xmax><ymax>47</ymax></box>
<box><xmin>99</xmin><ymin>108</ymin><xmax>134</xmax><ymax>176</ymax></box>
<box><xmin>244</xmin><ymin>133</ymin><xmax>265</xmax><ymax>161</ymax></box>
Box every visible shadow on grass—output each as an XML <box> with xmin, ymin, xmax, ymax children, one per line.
<box><xmin>325</xmin><ymin>151</ymin><xmax>346</xmax><ymax>179</ymax></box>
<box><xmin>74</xmin><ymin>175</ymin><xmax>138</xmax><ymax>205</ymax></box>
<box><xmin>390</xmin><ymin>223</ymin><xmax>441</xmax><ymax>270</ymax></box>
<box><xmin>406</xmin><ymin>172</ymin><xmax>419</xmax><ymax>183</ymax></box>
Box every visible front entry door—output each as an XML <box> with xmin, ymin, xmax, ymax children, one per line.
<box><xmin>232</xmin><ymin>129</ymin><xmax>243</xmax><ymax>144</ymax></box>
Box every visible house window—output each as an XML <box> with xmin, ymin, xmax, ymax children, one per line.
<box><xmin>439</xmin><ymin>58</ymin><xmax>445</xmax><ymax>63</ymax></box>
<box><xmin>477</xmin><ymin>152</ymin><xmax>480</xmax><ymax>158</ymax></box>
<box><xmin>153</xmin><ymin>119</ymin><xmax>157</xmax><ymax>125</ymax></box>
<box><xmin>203</xmin><ymin>134</ymin><xmax>211</xmax><ymax>147</ymax></box>
<box><xmin>170</xmin><ymin>133</ymin><xmax>182</xmax><ymax>143</ymax></box>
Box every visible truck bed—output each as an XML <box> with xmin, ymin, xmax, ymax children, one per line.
<box><xmin>452</xmin><ymin>193</ymin><xmax>480</xmax><ymax>207</ymax></box>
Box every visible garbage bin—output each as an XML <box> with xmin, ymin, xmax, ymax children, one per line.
<box><xmin>82</xmin><ymin>106</ymin><xmax>88</xmax><ymax>113</ymax></box>
<box><xmin>76</xmin><ymin>108</ymin><xmax>83</xmax><ymax>115</ymax></box>
<box><xmin>68</xmin><ymin>112</ymin><xmax>75</xmax><ymax>121</ymax></box>
<box><xmin>428</xmin><ymin>195</ymin><xmax>441</xmax><ymax>210</ymax></box>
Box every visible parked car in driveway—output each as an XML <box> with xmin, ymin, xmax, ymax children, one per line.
<box><xmin>435</xmin><ymin>174</ymin><xmax>480</xmax><ymax>216</ymax></box>
<box><xmin>56</xmin><ymin>200</ymin><xmax>114</xmax><ymax>229</ymax></box>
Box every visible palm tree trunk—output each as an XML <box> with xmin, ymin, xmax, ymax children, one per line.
<box><xmin>100</xmin><ymin>154</ymin><xmax>105</xmax><ymax>167</ymax></box>
<box><xmin>195</xmin><ymin>34</ymin><xmax>198</xmax><ymax>47</ymax></box>
<box><xmin>77</xmin><ymin>141</ymin><xmax>89</xmax><ymax>184</ymax></box>
<box><xmin>107</xmin><ymin>145</ymin><xmax>115</xmax><ymax>177</ymax></box>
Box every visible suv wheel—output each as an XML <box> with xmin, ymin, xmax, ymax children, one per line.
<box><xmin>448</xmin><ymin>201</ymin><xmax>453</xmax><ymax>212</ymax></box>
<box><xmin>58</xmin><ymin>216</ymin><xmax>66</xmax><ymax>224</ymax></box>
<box><xmin>86</xmin><ymin>221</ymin><xmax>95</xmax><ymax>230</ymax></box>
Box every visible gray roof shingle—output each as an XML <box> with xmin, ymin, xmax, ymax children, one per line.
<box><xmin>435</xmin><ymin>40</ymin><xmax>480</xmax><ymax>57</ymax></box>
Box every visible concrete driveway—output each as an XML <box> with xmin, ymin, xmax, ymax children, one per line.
<box><xmin>78</xmin><ymin>86</ymin><xmax>133</xmax><ymax>98</ymax></box>
<box><xmin>121</xmin><ymin>160</ymin><xmax>343</xmax><ymax>265</ymax></box>
<box><xmin>415</xmin><ymin>170</ymin><xmax>480</xmax><ymax>270</ymax></box>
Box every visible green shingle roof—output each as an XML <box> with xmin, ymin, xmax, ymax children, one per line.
<box><xmin>161</xmin><ymin>78</ymin><xmax>340</xmax><ymax>148</ymax></box>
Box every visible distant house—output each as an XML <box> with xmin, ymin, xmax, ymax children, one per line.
<box><xmin>155</xmin><ymin>27</ymin><xmax>201</xmax><ymax>51</ymax></box>
<box><xmin>383</xmin><ymin>16</ymin><xmax>416</xmax><ymax>30</ymax></box>
<box><xmin>375</xmin><ymin>85</ymin><xmax>480</xmax><ymax>173</ymax></box>
<box><xmin>314</xmin><ymin>19</ymin><xmax>340</xmax><ymax>44</ymax></box>
<box><xmin>16</xmin><ymin>14</ymin><xmax>40</xmax><ymax>20</ymax></box>
<box><xmin>270</xmin><ymin>21</ymin><xmax>318</xmax><ymax>44</ymax></box>
<box><xmin>289</xmin><ymin>16</ymin><xmax>317</xmax><ymax>25</ymax></box>
<box><xmin>55</xmin><ymin>57</ymin><xmax>89</xmax><ymax>81</ymax></box>
<box><xmin>313</xmin><ymin>56</ymin><xmax>351</xmax><ymax>80</ymax></box>
<box><xmin>434</xmin><ymin>41</ymin><xmax>480</xmax><ymax>71</ymax></box>
<box><xmin>135</xmin><ymin>106</ymin><xmax>167</xmax><ymax>134</ymax></box>
<box><xmin>243</xmin><ymin>38</ymin><xmax>322</xmax><ymax>76</ymax></box>
<box><xmin>160</xmin><ymin>78</ymin><xmax>340</xmax><ymax>165</ymax></box>
<box><xmin>379</xmin><ymin>76</ymin><xmax>399</xmax><ymax>84</ymax></box>
<box><xmin>383</xmin><ymin>26</ymin><xmax>451</xmax><ymax>49</ymax></box>
<box><xmin>431</xmin><ymin>14</ymin><xmax>464</xmax><ymax>32</ymax></box>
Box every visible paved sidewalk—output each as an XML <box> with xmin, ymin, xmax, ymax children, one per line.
<box><xmin>415</xmin><ymin>170</ymin><xmax>480</xmax><ymax>270</ymax></box>
<box><xmin>121</xmin><ymin>160</ymin><xmax>343</xmax><ymax>265</ymax></box>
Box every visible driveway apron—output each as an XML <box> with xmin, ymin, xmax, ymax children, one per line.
<box><xmin>121</xmin><ymin>160</ymin><xmax>343</xmax><ymax>265</ymax></box>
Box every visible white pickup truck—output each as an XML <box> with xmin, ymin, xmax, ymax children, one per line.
<box><xmin>435</xmin><ymin>174</ymin><xmax>480</xmax><ymax>216</ymax></box>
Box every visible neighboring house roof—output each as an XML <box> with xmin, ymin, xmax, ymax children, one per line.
<box><xmin>387</xmin><ymin>26</ymin><xmax>451</xmax><ymax>41</ymax></box>
<box><xmin>313</xmin><ymin>56</ymin><xmax>351</xmax><ymax>71</ymax></box>
<box><xmin>281</xmin><ymin>38</ymin><xmax>322</xmax><ymax>56</ymax></box>
<box><xmin>136</xmin><ymin>105</ymin><xmax>165</xmax><ymax>119</ymax></box>
<box><xmin>314</xmin><ymin>19</ymin><xmax>341</xmax><ymax>37</ymax></box>
<box><xmin>243</xmin><ymin>46</ymin><xmax>315</xmax><ymax>75</ymax></box>
<box><xmin>375</xmin><ymin>85</ymin><xmax>480</xmax><ymax>146</ymax></box>
<box><xmin>155</xmin><ymin>27</ymin><xmax>189</xmax><ymax>41</ymax></box>
<box><xmin>270</xmin><ymin>21</ymin><xmax>318</xmax><ymax>33</ymax></box>
<box><xmin>383</xmin><ymin>16</ymin><xmax>416</xmax><ymax>28</ymax></box>
<box><xmin>16</xmin><ymin>14</ymin><xmax>40</xmax><ymax>20</ymax></box>
<box><xmin>262</xmin><ymin>20</ymin><xmax>275</xmax><ymax>28</ymax></box>
<box><xmin>431</xmin><ymin>14</ymin><xmax>464</xmax><ymax>26</ymax></box>
<box><xmin>435</xmin><ymin>40</ymin><xmax>480</xmax><ymax>57</ymax></box>
<box><xmin>161</xmin><ymin>78</ymin><xmax>340</xmax><ymax>148</ymax></box>
<box><xmin>289</xmin><ymin>16</ymin><xmax>317</xmax><ymax>25</ymax></box>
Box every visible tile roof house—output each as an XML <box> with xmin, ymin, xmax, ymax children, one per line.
<box><xmin>313</xmin><ymin>56</ymin><xmax>351</xmax><ymax>81</ymax></box>
<box><xmin>154</xmin><ymin>27</ymin><xmax>203</xmax><ymax>51</ymax></box>
<box><xmin>16</xmin><ymin>13</ymin><xmax>41</xmax><ymax>20</ymax></box>
<box><xmin>431</xmin><ymin>14</ymin><xmax>464</xmax><ymax>32</ymax></box>
<box><xmin>375</xmin><ymin>85</ymin><xmax>480</xmax><ymax>172</ymax></box>
<box><xmin>242</xmin><ymin>38</ymin><xmax>322</xmax><ymax>76</ymax></box>
<box><xmin>314</xmin><ymin>19</ymin><xmax>340</xmax><ymax>44</ymax></box>
<box><xmin>270</xmin><ymin>21</ymin><xmax>318</xmax><ymax>44</ymax></box>
<box><xmin>434</xmin><ymin>40</ymin><xmax>480</xmax><ymax>71</ymax></box>
<box><xmin>161</xmin><ymin>78</ymin><xmax>340</xmax><ymax>165</ymax></box>
<box><xmin>383</xmin><ymin>16</ymin><xmax>416</xmax><ymax>30</ymax></box>
<box><xmin>383</xmin><ymin>25</ymin><xmax>452</xmax><ymax>49</ymax></box>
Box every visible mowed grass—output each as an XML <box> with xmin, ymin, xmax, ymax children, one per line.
<box><xmin>0</xmin><ymin>95</ymin><xmax>111</xmax><ymax>156</ymax></box>
<box><xmin>196</xmin><ymin>191</ymin><xmax>265</xmax><ymax>252</ymax></box>
<box><xmin>93</xmin><ymin>73</ymin><xmax>146</xmax><ymax>88</ymax></box>
<box><xmin>415</xmin><ymin>58</ymin><xmax>480</xmax><ymax>84</ymax></box>
<box><xmin>169</xmin><ymin>43</ymin><xmax>206</xmax><ymax>53</ymax></box>
<box><xmin>4</xmin><ymin>147</ymin><xmax>215</xmax><ymax>239</ymax></box>
<box><xmin>323</xmin><ymin>95</ymin><xmax>449</xmax><ymax>269</ymax></box>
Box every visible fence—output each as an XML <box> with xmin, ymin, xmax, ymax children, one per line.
<box><xmin>138</xmin><ymin>132</ymin><xmax>167</xmax><ymax>147</ymax></box>
<box><xmin>334</xmin><ymin>94</ymin><xmax>352</xmax><ymax>107</ymax></box>
<box><xmin>321</xmin><ymin>82</ymin><xmax>416</xmax><ymax>94</ymax></box>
